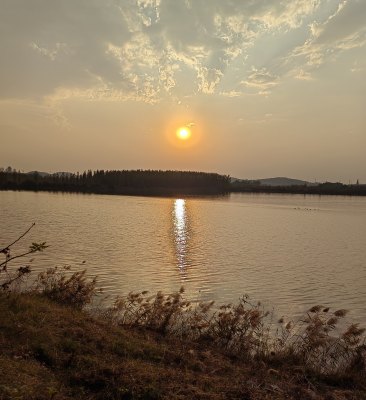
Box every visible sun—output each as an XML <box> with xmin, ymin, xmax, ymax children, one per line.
<box><xmin>176</xmin><ymin>127</ymin><xmax>191</xmax><ymax>140</ymax></box>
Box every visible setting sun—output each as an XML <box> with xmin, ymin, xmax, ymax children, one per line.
<box><xmin>176</xmin><ymin>127</ymin><xmax>191</xmax><ymax>140</ymax></box>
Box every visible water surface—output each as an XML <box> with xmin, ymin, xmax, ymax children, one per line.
<box><xmin>1</xmin><ymin>191</ymin><xmax>365</xmax><ymax>322</ymax></box>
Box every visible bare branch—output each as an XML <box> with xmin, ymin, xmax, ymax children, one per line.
<box><xmin>0</xmin><ymin>223</ymin><xmax>35</xmax><ymax>253</ymax></box>
<box><xmin>0</xmin><ymin>250</ymin><xmax>34</xmax><ymax>270</ymax></box>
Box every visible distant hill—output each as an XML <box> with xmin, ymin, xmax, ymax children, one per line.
<box><xmin>258</xmin><ymin>177</ymin><xmax>317</xmax><ymax>187</ymax></box>
<box><xmin>27</xmin><ymin>171</ymin><xmax>72</xmax><ymax>177</ymax></box>
<box><xmin>27</xmin><ymin>171</ymin><xmax>50</xmax><ymax>177</ymax></box>
<box><xmin>231</xmin><ymin>177</ymin><xmax>317</xmax><ymax>186</ymax></box>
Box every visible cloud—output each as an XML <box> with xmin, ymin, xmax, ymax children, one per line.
<box><xmin>294</xmin><ymin>69</ymin><xmax>314</xmax><ymax>81</ymax></box>
<box><xmin>0</xmin><ymin>0</ymin><xmax>363</xmax><ymax>103</ymax></box>
<box><xmin>0</xmin><ymin>0</ymin><xmax>131</xmax><ymax>98</ymax></box>
<box><xmin>314</xmin><ymin>0</ymin><xmax>366</xmax><ymax>45</ymax></box>
<box><xmin>241</xmin><ymin>67</ymin><xmax>279</xmax><ymax>94</ymax></box>
<box><xmin>285</xmin><ymin>0</ymin><xmax>366</xmax><ymax>77</ymax></box>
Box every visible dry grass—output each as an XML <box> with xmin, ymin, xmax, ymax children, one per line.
<box><xmin>274</xmin><ymin>305</ymin><xmax>366</xmax><ymax>376</ymax></box>
<box><xmin>35</xmin><ymin>265</ymin><xmax>101</xmax><ymax>309</ymax></box>
<box><xmin>106</xmin><ymin>290</ymin><xmax>271</xmax><ymax>358</ymax></box>
<box><xmin>105</xmin><ymin>289</ymin><xmax>366</xmax><ymax>383</ymax></box>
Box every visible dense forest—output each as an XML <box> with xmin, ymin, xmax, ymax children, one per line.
<box><xmin>0</xmin><ymin>169</ymin><xmax>231</xmax><ymax>195</ymax></box>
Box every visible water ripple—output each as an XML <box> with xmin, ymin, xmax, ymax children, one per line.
<box><xmin>1</xmin><ymin>191</ymin><xmax>366</xmax><ymax>323</ymax></box>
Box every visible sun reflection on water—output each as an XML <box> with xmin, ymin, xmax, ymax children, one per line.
<box><xmin>173</xmin><ymin>199</ymin><xmax>188</xmax><ymax>270</ymax></box>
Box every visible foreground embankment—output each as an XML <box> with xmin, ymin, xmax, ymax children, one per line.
<box><xmin>1</xmin><ymin>292</ymin><xmax>365</xmax><ymax>400</ymax></box>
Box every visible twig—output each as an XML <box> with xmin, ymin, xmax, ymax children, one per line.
<box><xmin>0</xmin><ymin>250</ymin><xmax>35</xmax><ymax>269</ymax></box>
<box><xmin>0</xmin><ymin>223</ymin><xmax>35</xmax><ymax>253</ymax></box>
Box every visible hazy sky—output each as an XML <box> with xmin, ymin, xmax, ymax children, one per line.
<box><xmin>1</xmin><ymin>0</ymin><xmax>365</xmax><ymax>182</ymax></box>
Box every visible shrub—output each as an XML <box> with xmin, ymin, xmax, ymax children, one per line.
<box><xmin>274</xmin><ymin>305</ymin><xmax>366</xmax><ymax>376</ymax></box>
<box><xmin>107</xmin><ymin>290</ymin><xmax>271</xmax><ymax>357</ymax></box>
<box><xmin>35</xmin><ymin>265</ymin><xmax>100</xmax><ymax>309</ymax></box>
<box><xmin>108</xmin><ymin>287</ymin><xmax>190</xmax><ymax>334</ymax></box>
<box><xmin>107</xmin><ymin>289</ymin><xmax>366</xmax><ymax>379</ymax></box>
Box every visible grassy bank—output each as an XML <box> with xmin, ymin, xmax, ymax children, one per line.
<box><xmin>1</xmin><ymin>229</ymin><xmax>365</xmax><ymax>399</ymax></box>
<box><xmin>1</xmin><ymin>291</ymin><xmax>365</xmax><ymax>400</ymax></box>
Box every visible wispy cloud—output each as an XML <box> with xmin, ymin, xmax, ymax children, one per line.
<box><xmin>0</xmin><ymin>0</ymin><xmax>364</xmax><ymax>103</ymax></box>
<box><xmin>283</xmin><ymin>0</ymin><xmax>366</xmax><ymax>79</ymax></box>
<box><xmin>241</xmin><ymin>67</ymin><xmax>279</xmax><ymax>94</ymax></box>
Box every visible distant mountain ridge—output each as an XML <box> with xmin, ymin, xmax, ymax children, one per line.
<box><xmin>258</xmin><ymin>177</ymin><xmax>317</xmax><ymax>186</ymax></box>
<box><xmin>231</xmin><ymin>177</ymin><xmax>317</xmax><ymax>186</ymax></box>
<box><xmin>27</xmin><ymin>171</ymin><xmax>50</xmax><ymax>177</ymax></box>
<box><xmin>27</xmin><ymin>171</ymin><xmax>72</xmax><ymax>177</ymax></box>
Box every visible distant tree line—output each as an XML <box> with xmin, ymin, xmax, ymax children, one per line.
<box><xmin>1</xmin><ymin>167</ymin><xmax>365</xmax><ymax>196</ymax></box>
<box><xmin>0</xmin><ymin>169</ymin><xmax>231</xmax><ymax>196</ymax></box>
<box><xmin>230</xmin><ymin>180</ymin><xmax>366</xmax><ymax>196</ymax></box>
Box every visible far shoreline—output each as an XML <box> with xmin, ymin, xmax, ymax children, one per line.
<box><xmin>1</xmin><ymin>169</ymin><xmax>365</xmax><ymax>197</ymax></box>
<box><xmin>1</xmin><ymin>186</ymin><xmax>366</xmax><ymax>198</ymax></box>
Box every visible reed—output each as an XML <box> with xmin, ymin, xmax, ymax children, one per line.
<box><xmin>35</xmin><ymin>265</ymin><xmax>101</xmax><ymax>309</ymax></box>
<box><xmin>105</xmin><ymin>289</ymin><xmax>366</xmax><ymax>379</ymax></box>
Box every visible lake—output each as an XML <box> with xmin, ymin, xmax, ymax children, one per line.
<box><xmin>1</xmin><ymin>190</ymin><xmax>365</xmax><ymax>323</ymax></box>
